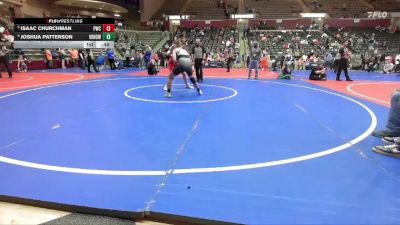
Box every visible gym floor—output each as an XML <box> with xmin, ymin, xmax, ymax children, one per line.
<box><xmin>0</xmin><ymin>67</ymin><xmax>399</xmax><ymax>224</ymax></box>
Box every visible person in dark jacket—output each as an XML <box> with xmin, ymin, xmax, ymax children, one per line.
<box><xmin>147</xmin><ymin>59</ymin><xmax>159</xmax><ymax>75</ymax></box>
<box><xmin>336</xmin><ymin>48</ymin><xmax>353</xmax><ymax>81</ymax></box>
<box><xmin>106</xmin><ymin>48</ymin><xmax>116</xmax><ymax>70</ymax></box>
<box><xmin>192</xmin><ymin>40</ymin><xmax>205</xmax><ymax>82</ymax></box>
<box><xmin>86</xmin><ymin>49</ymin><xmax>99</xmax><ymax>73</ymax></box>
<box><xmin>78</xmin><ymin>49</ymin><xmax>86</xmax><ymax>69</ymax></box>
<box><xmin>309</xmin><ymin>63</ymin><xmax>327</xmax><ymax>81</ymax></box>
<box><xmin>0</xmin><ymin>40</ymin><xmax>12</xmax><ymax>78</ymax></box>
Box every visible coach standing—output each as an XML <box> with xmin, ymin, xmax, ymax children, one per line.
<box><xmin>248</xmin><ymin>41</ymin><xmax>261</xmax><ymax>79</ymax></box>
<box><xmin>192</xmin><ymin>39</ymin><xmax>205</xmax><ymax>82</ymax></box>
<box><xmin>0</xmin><ymin>38</ymin><xmax>12</xmax><ymax>78</ymax></box>
<box><xmin>336</xmin><ymin>48</ymin><xmax>353</xmax><ymax>81</ymax></box>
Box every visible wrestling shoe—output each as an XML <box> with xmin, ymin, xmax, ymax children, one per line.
<box><xmin>163</xmin><ymin>85</ymin><xmax>167</xmax><ymax>91</ymax></box>
<box><xmin>372</xmin><ymin>144</ymin><xmax>400</xmax><ymax>158</ymax></box>
<box><xmin>197</xmin><ymin>89</ymin><xmax>203</xmax><ymax>95</ymax></box>
<box><xmin>382</xmin><ymin>136</ymin><xmax>400</xmax><ymax>145</ymax></box>
<box><xmin>165</xmin><ymin>91</ymin><xmax>171</xmax><ymax>98</ymax></box>
<box><xmin>186</xmin><ymin>84</ymin><xmax>193</xmax><ymax>89</ymax></box>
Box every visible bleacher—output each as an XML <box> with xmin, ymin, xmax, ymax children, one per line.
<box><xmin>185</xmin><ymin>0</ymin><xmax>238</xmax><ymax>20</ymax></box>
<box><xmin>327</xmin><ymin>28</ymin><xmax>400</xmax><ymax>56</ymax></box>
<box><xmin>174</xmin><ymin>27</ymin><xmax>239</xmax><ymax>54</ymax></box>
<box><xmin>370</xmin><ymin>0</ymin><xmax>400</xmax><ymax>12</ymax></box>
<box><xmin>151</xmin><ymin>0</ymin><xmax>186</xmax><ymax>20</ymax></box>
<box><xmin>245</xmin><ymin>0</ymin><xmax>301</xmax><ymax>19</ymax></box>
<box><xmin>304</xmin><ymin>0</ymin><xmax>371</xmax><ymax>18</ymax></box>
<box><xmin>114</xmin><ymin>30</ymin><xmax>165</xmax><ymax>51</ymax></box>
<box><xmin>0</xmin><ymin>6</ymin><xmax>14</xmax><ymax>27</ymax></box>
<box><xmin>248</xmin><ymin>30</ymin><xmax>330</xmax><ymax>58</ymax></box>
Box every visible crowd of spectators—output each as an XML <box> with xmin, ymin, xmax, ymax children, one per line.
<box><xmin>239</xmin><ymin>22</ymin><xmax>400</xmax><ymax>74</ymax></box>
<box><xmin>164</xmin><ymin>26</ymin><xmax>239</xmax><ymax>68</ymax></box>
<box><xmin>327</xmin><ymin>25</ymin><xmax>400</xmax><ymax>73</ymax></box>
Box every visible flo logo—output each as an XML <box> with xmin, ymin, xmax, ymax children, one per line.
<box><xmin>367</xmin><ymin>11</ymin><xmax>388</xmax><ymax>18</ymax></box>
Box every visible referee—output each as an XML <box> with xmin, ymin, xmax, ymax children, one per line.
<box><xmin>86</xmin><ymin>49</ymin><xmax>99</xmax><ymax>73</ymax></box>
<box><xmin>192</xmin><ymin>39</ymin><xmax>205</xmax><ymax>82</ymax></box>
<box><xmin>336</xmin><ymin>48</ymin><xmax>353</xmax><ymax>81</ymax></box>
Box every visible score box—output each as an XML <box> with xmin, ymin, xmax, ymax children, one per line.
<box><xmin>84</xmin><ymin>41</ymin><xmax>96</xmax><ymax>48</ymax></box>
<box><xmin>95</xmin><ymin>41</ymin><xmax>114</xmax><ymax>48</ymax></box>
<box><xmin>102</xmin><ymin>24</ymin><xmax>115</xmax><ymax>32</ymax></box>
<box><xmin>102</xmin><ymin>32</ymin><xmax>115</xmax><ymax>41</ymax></box>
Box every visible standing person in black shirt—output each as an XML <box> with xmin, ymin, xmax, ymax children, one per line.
<box><xmin>336</xmin><ymin>48</ymin><xmax>353</xmax><ymax>81</ymax></box>
<box><xmin>78</xmin><ymin>49</ymin><xmax>86</xmax><ymax>70</ymax></box>
<box><xmin>226</xmin><ymin>50</ymin><xmax>234</xmax><ymax>72</ymax></box>
<box><xmin>86</xmin><ymin>49</ymin><xmax>99</xmax><ymax>73</ymax></box>
<box><xmin>192</xmin><ymin>40</ymin><xmax>205</xmax><ymax>82</ymax></box>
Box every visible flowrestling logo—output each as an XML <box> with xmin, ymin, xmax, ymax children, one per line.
<box><xmin>367</xmin><ymin>11</ymin><xmax>388</xmax><ymax>19</ymax></box>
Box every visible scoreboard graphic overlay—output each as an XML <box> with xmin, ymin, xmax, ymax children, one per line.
<box><xmin>14</xmin><ymin>18</ymin><xmax>115</xmax><ymax>49</ymax></box>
